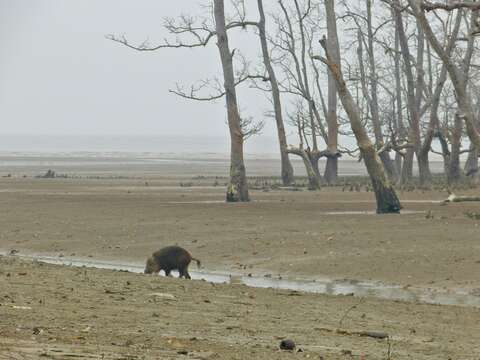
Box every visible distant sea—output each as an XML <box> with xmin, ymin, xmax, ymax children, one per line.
<box><xmin>0</xmin><ymin>134</ymin><xmax>278</xmax><ymax>156</ymax></box>
<box><xmin>0</xmin><ymin>134</ymin><xmax>447</xmax><ymax>177</ymax></box>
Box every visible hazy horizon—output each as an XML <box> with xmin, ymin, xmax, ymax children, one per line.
<box><xmin>0</xmin><ymin>133</ymin><xmax>282</xmax><ymax>155</ymax></box>
<box><xmin>0</xmin><ymin>133</ymin><xmax>457</xmax><ymax>163</ymax></box>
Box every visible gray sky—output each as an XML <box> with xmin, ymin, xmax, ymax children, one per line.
<box><xmin>0</xmin><ymin>1</ymin><xmax>456</xmax><ymax>160</ymax></box>
<box><xmin>0</xmin><ymin>0</ymin><xmax>281</xmax><ymax>145</ymax></box>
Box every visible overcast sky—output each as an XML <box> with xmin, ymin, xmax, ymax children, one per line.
<box><xmin>0</xmin><ymin>1</ymin><xmax>456</xmax><ymax>160</ymax></box>
<box><xmin>0</xmin><ymin>1</ymin><xmax>285</xmax><ymax>144</ymax></box>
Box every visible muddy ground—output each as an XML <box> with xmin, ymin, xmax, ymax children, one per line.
<box><xmin>0</xmin><ymin>177</ymin><xmax>479</xmax><ymax>291</ymax></box>
<box><xmin>0</xmin><ymin>172</ymin><xmax>480</xmax><ymax>359</ymax></box>
<box><xmin>1</xmin><ymin>256</ymin><xmax>480</xmax><ymax>359</ymax></box>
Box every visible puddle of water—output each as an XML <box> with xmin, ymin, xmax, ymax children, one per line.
<box><xmin>164</xmin><ymin>200</ymin><xmax>226</xmax><ymax>204</ymax></box>
<box><xmin>2</xmin><ymin>252</ymin><xmax>479</xmax><ymax>308</ymax></box>
<box><xmin>322</xmin><ymin>210</ymin><xmax>425</xmax><ymax>215</ymax></box>
<box><xmin>163</xmin><ymin>200</ymin><xmax>441</xmax><ymax>206</ymax></box>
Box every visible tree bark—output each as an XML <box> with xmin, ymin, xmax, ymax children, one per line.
<box><xmin>323</xmin><ymin>0</ymin><xmax>340</xmax><ymax>185</ymax></box>
<box><xmin>304</xmin><ymin>159</ymin><xmax>321</xmax><ymax>190</ymax></box>
<box><xmin>379</xmin><ymin>152</ymin><xmax>399</xmax><ymax>182</ymax></box>
<box><xmin>401</xmin><ymin>148</ymin><xmax>415</xmax><ymax>184</ymax></box>
<box><xmin>417</xmin><ymin>150</ymin><xmax>432</xmax><ymax>185</ymax></box>
<box><xmin>324</xmin><ymin>156</ymin><xmax>338</xmax><ymax>185</ymax></box>
<box><xmin>257</xmin><ymin>0</ymin><xmax>294</xmax><ymax>186</ymax></box>
<box><xmin>465</xmin><ymin>144</ymin><xmax>479</xmax><ymax>176</ymax></box>
<box><xmin>393</xmin><ymin>18</ymin><xmax>406</xmax><ymax>178</ymax></box>
<box><xmin>436</xmin><ymin>128</ymin><xmax>452</xmax><ymax>175</ymax></box>
<box><xmin>424</xmin><ymin>55</ymin><xmax>451</xmax><ymax>184</ymax></box>
<box><xmin>393</xmin><ymin>9</ymin><xmax>418</xmax><ymax>184</ymax></box>
<box><xmin>311</xmin><ymin>153</ymin><xmax>322</xmax><ymax>180</ymax></box>
<box><xmin>413</xmin><ymin>23</ymin><xmax>432</xmax><ymax>185</ymax></box>
<box><xmin>448</xmin><ymin>113</ymin><xmax>463</xmax><ymax>184</ymax></box>
<box><xmin>394</xmin><ymin>153</ymin><xmax>403</xmax><ymax>179</ymax></box>
<box><xmin>214</xmin><ymin>0</ymin><xmax>249</xmax><ymax>202</ymax></box>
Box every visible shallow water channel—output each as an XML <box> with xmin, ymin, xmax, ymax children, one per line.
<box><xmin>3</xmin><ymin>252</ymin><xmax>479</xmax><ymax>308</ymax></box>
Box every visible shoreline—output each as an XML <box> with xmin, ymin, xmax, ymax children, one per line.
<box><xmin>2</xmin><ymin>251</ymin><xmax>480</xmax><ymax>308</ymax></box>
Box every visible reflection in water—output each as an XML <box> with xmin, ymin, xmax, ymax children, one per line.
<box><xmin>3</xmin><ymin>253</ymin><xmax>479</xmax><ymax>308</ymax></box>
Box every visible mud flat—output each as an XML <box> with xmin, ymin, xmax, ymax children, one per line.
<box><xmin>1</xmin><ymin>160</ymin><xmax>480</xmax><ymax>358</ymax></box>
<box><xmin>1</xmin><ymin>256</ymin><xmax>480</xmax><ymax>360</ymax></box>
<box><xmin>0</xmin><ymin>177</ymin><xmax>479</xmax><ymax>291</ymax></box>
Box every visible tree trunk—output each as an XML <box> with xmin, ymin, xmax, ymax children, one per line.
<box><xmin>393</xmin><ymin>19</ymin><xmax>405</xmax><ymax>179</ymax></box>
<box><xmin>448</xmin><ymin>150</ymin><xmax>462</xmax><ymax>184</ymax></box>
<box><xmin>363</xmin><ymin>147</ymin><xmax>402</xmax><ymax>213</ymax></box>
<box><xmin>413</xmin><ymin>20</ymin><xmax>427</xmax><ymax>184</ymax></box>
<box><xmin>324</xmin><ymin>156</ymin><xmax>338</xmax><ymax>184</ymax></box>
<box><xmin>379</xmin><ymin>152</ymin><xmax>399</xmax><ymax>181</ymax></box>
<box><xmin>395</xmin><ymin>4</ymin><xmax>425</xmax><ymax>185</ymax></box>
<box><xmin>303</xmin><ymin>156</ymin><xmax>321</xmax><ymax>190</ymax></box>
<box><xmin>287</xmin><ymin>148</ymin><xmax>321</xmax><ymax>190</ymax></box>
<box><xmin>257</xmin><ymin>0</ymin><xmax>294</xmax><ymax>186</ymax></box>
<box><xmin>401</xmin><ymin>148</ymin><xmax>414</xmax><ymax>185</ymax></box>
<box><xmin>323</xmin><ymin>0</ymin><xmax>340</xmax><ymax>185</ymax></box>
<box><xmin>417</xmin><ymin>150</ymin><xmax>432</xmax><ymax>186</ymax></box>
<box><xmin>394</xmin><ymin>153</ymin><xmax>403</xmax><ymax>177</ymax></box>
<box><xmin>448</xmin><ymin>113</ymin><xmax>463</xmax><ymax>184</ymax></box>
<box><xmin>316</xmin><ymin>42</ymin><xmax>401</xmax><ymax>214</ymax></box>
<box><xmin>310</xmin><ymin>154</ymin><xmax>322</xmax><ymax>180</ymax></box>
<box><xmin>437</xmin><ymin>129</ymin><xmax>452</xmax><ymax>177</ymax></box>
<box><xmin>419</xmin><ymin>10</ymin><xmax>461</xmax><ymax>186</ymax></box>
<box><xmin>465</xmin><ymin>144</ymin><xmax>479</xmax><ymax>176</ymax></box>
<box><xmin>214</xmin><ymin>0</ymin><xmax>249</xmax><ymax>202</ymax></box>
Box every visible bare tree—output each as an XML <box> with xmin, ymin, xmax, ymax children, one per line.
<box><xmin>107</xmin><ymin>0</ymin><xmax>479</xmax><ymax>190</ymax></box>
<box><xmin>422</xmin><ymin>1</ymin><xmax>480</xmax><ymax>12</ymax></box>
<box><xmin>408</xmin><ymin>0</ymin><xmax>480</xmax><ymax>152</ymax></box>
<box><xmin>273</xmin><ymin>0</ymin><xmax>328</xmax><ymax>184</ymax></box>
<box><xmin>394</xmin><ymin>3</ymin><xmax>430</xmax><ymax>184</ymax></box>
<box><xmin>359</xmin><ymin>0</ymin><xmax>399</xmax><ymax>182</ymax></box>
<box><xmin>287</xmin><ymin>102</ymin><xmax>322</xmax><ymax>190</ymax></box>
<box><xmin>315</xmin><ymin>38</ymin><xmax>402</xmax><ymax>214</ymax></box>
<box><xmin>392</xmin><ymin>10</ymin><xmax>408</xmax><ymax>176</ymax></box>
<box><xmin>214</xmin><ymin>0</ymin><xmax>249</xmax><ymax>201</ymax></box>
<box><xmin>108</xmin><ymin>0</ymin><xmax>257</xmax><ymax>202</ymax></box>
<box><xmin>256</xmin><ymin>0</ymin><xmax>295</xmax><ymax>185</ymax></box>
<box><xmin>323</xmin><ymin>0</ymin><xmax>341</xmax><ymax>185</ymax></box>
<box><xmin>269</xmin><ymin>0</ymin><xmax>347</xmax><ymax>188</ymax></box>
<box><xmin>464</xmin><ymin>91</ymin><xmax>480</xmax><ymax>178</ymax></box>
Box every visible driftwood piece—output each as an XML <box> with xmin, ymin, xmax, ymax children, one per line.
<box><xmin>315</xmin><ymin>327</ymin><xmax>389</xmax><ymax>340</ymax></box>
<box><xmin>443</xmin><ymin>192</ymin><xmax>480</xmax><ymax>203</ymax></box>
